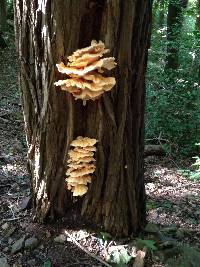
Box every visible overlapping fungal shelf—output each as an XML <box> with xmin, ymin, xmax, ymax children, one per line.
<box><xmin>66</xmin><ymin>136</ymin><xmax>97</xmax><ymax>196</ymax></box>
<box><xmin>54</xmin><ymin>40</ymin><xmax>117</xmax><ymax>103</ymax></box>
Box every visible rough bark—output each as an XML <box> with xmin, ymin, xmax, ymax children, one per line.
<box><xmin>166</xmin><ymin>0</ymin><xmax>188</xmax><ymax>70</ymax></box>
<box><xmin>14</xmin><ymin>0</ymin><xmax>152</xmax><ymax>236</ymax></box>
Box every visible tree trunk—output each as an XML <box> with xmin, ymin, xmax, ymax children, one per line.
<box><xmin>165</xmin><ymin>0</ymin><xmax>188</xmax><ymax>70</ymax></box>
<box><xmin>158</xmin><ymin>0</ymin><xmax>165</xmax><ymax>28</ymax></box>
<box><xmin>196</xmin><ymin>0</ymin><xmax>200</xmax><ymax>31</ymax></box>
<box><xmin>0</xmin><ymin>0</ymin><xmax>7</xmax><ymax>32</ymax></box>
<box><xmin>152</xmin><ymin>0</ymin><xmax>160</xmax><ymax>26</ymax></box>
<box><xmin>14</xmin><ymin>0</ymin><xmax>152</xmax><ymax>237</ymax></box>
<box><xmin>195</xmin><ymin>0</ymin><xmax>200</xmax><ymax>80</ymax></box>
<box><xmin>152</xmin><ymin>0</ymin><xmax>165</xmax><ymax>29</ymax></box>
<box><xmin>0</xmin><ymin>0</ymin><xmax>7</xmax><ymax>48</ymax></box>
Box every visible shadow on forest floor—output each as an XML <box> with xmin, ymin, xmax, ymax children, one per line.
<box><xmin>1</xmin><ymin>33</ymin><xmax>200</xmax><ymax>267</ymax></box>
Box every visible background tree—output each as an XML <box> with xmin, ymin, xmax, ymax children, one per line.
<box><xmin>14</xmin><ymin>0</ymin><xmax>152</xmax><ymax>236</ymax></box>
<box><xmin>166</xmin><ymin>0</ymin><xmax>188</xmax><ymax>69</ymax></box>
<box><xmin>0</xmin><ymin>0</ymin><xmax>7</xmax><ymax>31</ymax></box>
<box><xmin>196</xmin><ymin>0</ymin><xmax>200</xmax><ymax>30</ymax></box>
<box><xmin>158</xmin><ymin>0</ymin><xmax>165</xmax><ymax>27</ymax></box>
<box><xmin>0</xmin><ymin>0</ymin><xmax>7</xmax><ymax>48</ymax></box>
<box><xmin>195</xmin><ymin>0</ymin><xmax>200</xmax><ymax>79</ymax></box>
<box><xmin>152</xmin><ymin>0</ymin><xmax>166</xmax><ymax>28</ymax></box>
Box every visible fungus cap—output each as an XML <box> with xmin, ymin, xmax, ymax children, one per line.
<box><xmin>73</xmin><ymin>184</ymin><xmax>88</xmax><ymax>196</ymax></box>
<box><xmin>74</xmin><ymin>147</ymin><xmax>97</xmax><ymax>153</ymax></box>
<box><xmin>68</xmin><ymin>40</ymin><xmax>108</xmax><ymax>62</ymax></box>
<box><xmin>56</xmin><ymin>57</ymin><xmax>116</xmax><ymax>77</ymax></box>
<box><xmin>55</xmin><ymin>40</ymin><xmax>116</xmax><ymax>102</ymax></box>
<box><xmin>67</xmin><ymin>156</ymin><xmax>96</xmax><ymax>164</ymax></box>
<box><xmin>66</xmin><ymin>166</ymin><xmax>96</xmax><ymax>177</ymax></box>
<box><xmin>67</xmin><ymin>175</ymin><xmax>92</xmax><ymax>185</ymax></box>
<box><xmin>70</xmin><ymin>136</ymin><xmax>97</xmax><ymax>147</ymax></box>
<box><xmin>68</xmin><ymin>150</ymin><xmax>94</xmax><ymax>160</ymax></box>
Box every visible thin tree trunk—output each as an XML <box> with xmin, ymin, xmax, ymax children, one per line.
<box><xmin>158</xmin><ymin>0</ymin><xmax>165</xmax><ymax>28</ymax></box>
<box><xmin>0</xmin><ymin>0</ymin><xmax>7</xmax><ymax>48</ymax></box>
<box><xmin>14</xmin><ymin>0</ymin><xmax>152</xmax><ymax>236</ymax></box>
<box><xmin>196</xmin><ymin>0</ymin><xmax>200</xmax><ymax>31</ymax></box>
<box><xmin>165</xmin><ymin>0</ymin><xmax>188</xmax><ymax>70</ymax></box>
<box><xmin>195</xmin><ymin>0</ymin><xmax>200</xmax><ymax>80</ymax></box>
<box><xmin>152</xmin><ymin>0</ymin><xmax>160</xmax><ymax>25</ymax></box>
<box><xmin>0</xmin><ymin>0</ymin><xmax>7</xmax><ymax>32</ymax></box>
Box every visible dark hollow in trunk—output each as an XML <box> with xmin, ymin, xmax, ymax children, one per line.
<box><xmin>14</xmin><ymin>0</ymin><xmax>152</xmax><ymax>237</ymax></box>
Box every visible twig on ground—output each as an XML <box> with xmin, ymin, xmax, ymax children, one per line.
<box><xmin>145</xmin><ymin>138</ymin><xmax>170</xmax><ymax>143</ymax></box>
<box><xmin>167</xmin><ymin>155</ymin><xmax>180</xmax><ymax>169</ymax></box>
<box><xmin>2</xmin><ymin>217</ymin><xmax>22</xmax><ymax>222</ymax></box>
<box><xmin>65</xmin><ymin>230</ymin><xmax>112</xmax><ymax>267</ymax></box>
<box><xmin>7</xmin><ymin>200</ymin><xmax>16</xmax><ymax>218</ymax></box>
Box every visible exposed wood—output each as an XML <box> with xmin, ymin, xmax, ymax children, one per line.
<box><xmin>14</xmin><ymin>0</ymin><xmax>152</xmax><ymax>236</ymax></box>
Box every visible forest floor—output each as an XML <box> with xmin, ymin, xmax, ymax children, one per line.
<box><xmin>1</xmin><ymin>34</ymin><xmax>200</xmax><ymax>267</ymax></box>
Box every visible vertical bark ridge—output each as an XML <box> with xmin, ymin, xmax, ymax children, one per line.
<box><xmin>82</xmin><ymin>0</ymin><xmax>152</xmax><ymax>236</ymax></box>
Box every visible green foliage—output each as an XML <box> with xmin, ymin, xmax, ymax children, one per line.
<box><xmin>190</xmin><ymin>157</ymin><xmax>200</xmax><ymax>179</ymax></box>
<box><xmin>6</xmin><ymin>0</ymin><xmax>14</xmax><ymax>20</ymax></box>
<box><xmin>107</xmin><ymin>246</ymin><xmax>132</xmax><ymax>267</ymax></box>
<box><xmin>99</xmin><ymin>231</ymin><xmax>112</xmax><ymax>241</ymax></box>
<box><xmin>136</xmin><ymin>238</ymin><xmax>157</xmax><ymax>251</ymax></box>
<box><xmin>178</xmin><ymin>144</ymin><xmax>200</xmax><ymax>180</ymax></box>
<box><xmin>146</xmin><ymin>200</ymin><xmax>158</xmax><ymax>211</ymax></box>
<box><xmin>43</xmin><ymin>259</ymin><xmax>52</xmax><ymax>267</ymax></box>
<box><xmin>190</xmin><ymin>143</ymin><xmax>200</xmax><ymax>180</ymax></box>
<box><xmin>146</xmin><ymin>0</ymin><xmax>200</xmax><ymax>156</ymax></box>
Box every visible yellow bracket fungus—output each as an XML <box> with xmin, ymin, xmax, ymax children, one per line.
<box><xmin>66</xmin><ymin>136</ymin><xmax>97</xmax><ymax>197</ymax></box>
<box><xmin>55</xmin><ymin>40</ymin><xmax>117</xmax><ymax>104</ymax></box>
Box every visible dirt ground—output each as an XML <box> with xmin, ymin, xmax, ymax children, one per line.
<box><xmin>1</xmin><ymin>34</ymin><xmax>200</xmax><ymax>267</ymax></box>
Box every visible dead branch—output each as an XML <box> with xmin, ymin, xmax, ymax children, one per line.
<box><xmin>144</xmin><ymin>144</ymin><xmax>166</xmax><ymax>157</ymax></box>
<box><xmin>64</xmin><ymin>230</ymin><xmax>112</xmax><ymax>267</ymax></box>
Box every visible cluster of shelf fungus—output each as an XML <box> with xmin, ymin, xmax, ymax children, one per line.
<box><xmin>54</xmin><ymin>40</ymin><xmax>117</xmax><ymax>104</ymax></box>
<box><xmin>66</xmin><ymin>136</ymin><xmax>97</xmax><ymax>196</ymax></box>
<box><xmin>55</xmin><ymin>41</ymin><xmax>116</xmax><ymax>196</ymax></box>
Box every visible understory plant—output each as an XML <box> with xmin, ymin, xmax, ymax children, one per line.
<box><xmin>190</xmin><ymin>143</ymin><xmax>200</xmax><ymax>180</ymax></box>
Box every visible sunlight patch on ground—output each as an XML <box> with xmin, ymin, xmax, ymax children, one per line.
<box><xmin>145</xmin><ymin>161</ymin><xmax>200</xmax><ymax>230</ymax></box>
